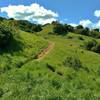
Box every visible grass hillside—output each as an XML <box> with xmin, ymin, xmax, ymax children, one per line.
<box><xmin>0</xmin><ymin>29</ymin><xmax>48</xmax><ymax>74</ymax></box>
<box><xmin>0</xmin><ymin>19</ymin><xmax>100</xmax><ymax>100</ymax></box>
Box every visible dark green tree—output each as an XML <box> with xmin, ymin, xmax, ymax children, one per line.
<box><xmin>64</xmin><ymin>24</ymin><xmax>74</xmax><ymax>32</ymax></box>
<box><xmin>53</xmin><ymin>23</ymin><xmax>68</xmax><ymax>35</ymax></box>
<box><xmin>76</xmin><ymin>25</ymin><xmax>84</xmax><ymax>29</ymax></box>
<box><xmin>0</xmin><ymin>24</ymin><xmax>13</xmax><ymax>48</ymax></box>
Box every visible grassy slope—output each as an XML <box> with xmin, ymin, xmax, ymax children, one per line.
<box><xmin>0</xmin><ymin>25</ymin><xmax>100</xmax><ymax>100</ymax></box>
<box><xmin>0</xmin><ymin>30</ymin><xmax>48</xmax><ymax>74</ymax></box>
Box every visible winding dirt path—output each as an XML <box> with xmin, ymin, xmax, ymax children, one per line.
<box><xmin>36</xmin><ymin>42</ymin><xmax>55</xmax><ymax>61</ymax></box>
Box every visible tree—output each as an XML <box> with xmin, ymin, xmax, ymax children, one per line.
<box><xmin>9</xmin><ymin>18</ymin><xmax>14</xmax><ymax>20</ymax></box>
<box><xmin>14</xmin><ymin>20</ymin><xmax>42</xmax><ymax>33</ymax></box>
<box><xmin>76</xmin><ymin>25</ymin><xmax>84</xmax><ymax>29</ymax></box>
<box><xmin>74</xmin><ymin>27</ymin><xmax>90</xmax><ymax>36</ymax></box>
<box><xmin>81</xmin><ymin>27</ymin><xmax>90</xmax><ymax>36</ymax></box>
<box><xmin>64</xmin><ymin>24</ymin><xmax>74</xmax><ymax>32</ymax></box>
<box><xmin>53</xmin><ymin>23</ymin><xmax>68</xmax><ymax>35</ymax></box>
<box><xmin>52</xmin><ymin>21</ymin><xmax>59</xmax><ymax>25</ymax></box>
<box><xmin>0</xmin><ymin>17</ymin><xmax>5</xmax><ymax>21</ymax></box>
<box><xmin>92</xmin><ymin>43</ymin><xmax>100</xmax><ymax>53</ymax></box>
<box><xmin>34</xmin><ymin>25</ymin><xmax>42</xmax><ymax>32</ymax></box>
<box><xmin>90</xmin><ymin>30</ymin><xmax>100</xmax><ymax>38</ymax></box>
<box><xmin>93</xmin><ymin>28</ymin><xmax>99</xmax><ymax>32</ymax></box>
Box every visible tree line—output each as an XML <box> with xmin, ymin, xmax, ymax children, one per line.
<box><xmin>52</xmin><ymin>21</ymin><xmax>100</xmax><ymax>38</ymax></box>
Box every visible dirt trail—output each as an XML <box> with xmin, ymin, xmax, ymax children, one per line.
<box><xmin>36</xmin><ymin>42</ymin><xmax>55</xmax><ymax>61</ymax></box>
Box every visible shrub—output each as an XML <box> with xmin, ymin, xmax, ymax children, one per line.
<box><xmin>51</xmin><ymin>80</ymin><xmax>62</xmax><ymax>89</ymax></box>
<box><xmin>76</xmin><ymin>25</ymin><xmax>84</xmax><ymax>29</ymax></box>
<box><xmin>90</xmin><ymin>30</ymin><xmax>100</xmax><ymax>38</ymax></box>
<box><xmin>0</xmin><ymin>24</ymin><xmax>13</xmax><ymax>48</ymax></box>
<box><xmin>67</xmin><ymin>35</ymin><xmax>73</xmax><ymax>39</ymax></box>
<box><xmin>64</xmin><ymin>24</ymin><xmax>74</xmax><ymax>32</ymax></box>
<box><xmin>0</xmin><ymin>17</ymin><xmax>5</xmax><ymax>21</ymax></box>
<box><xmin>97</xmin><ymin>67</ymin><xmax>100</xmax><ymax>76</ymax></box>
<box><xmin>74</xmin><ymin>28</ymin><xmax>90</xmax><ymax>36</ymax></box>
<box><xmin>57</xmin><ymin>71</ymin><xmax>63</xmax><ymax>76</ymax></box>
<box><xmin>33</xmin><ymin>24</ymin><xmax>42</xmax><ymax>32</ymax></box>
<box><xmin>12</xmin><ymin>20</ymin><xmax>42</xmax><ymax>33</ymax></box>
<box><xmin>47</xmin><ymin>63</ymin><xmax>55</xmax><ymax>72</ymax></box>
<box><xmin>78</xmin><ymin>36</ymin><xmax>84</xmax><ymax>41</ymax></box>
<box><xmin>0</xmin><ymin>88</ymin><xmax>4</xmax><ymax>97</ymax></box>
<box><xmin>84</xmin><ymin>40</ymin><xmax>97</xmax><ymax>50</ymax></box>
<box><xmin>81</xmin><ymin>28</ymin><xmax>90</xmax><ymax>36</ymax></box>
<box><xmin>84</xmin><ymin>39</ymin><xmax>100</xmax><ymax>54</ymax></box>
<box><xmin>63</xmin><ymin>56</ymin><xmax>82</xmax><ymax>70</ymax></box>
<box><xmin>53</xmin><ymin>23</ymin><xmax>68</xmax><ymax>35</ymax></box>
<box><xmin>92</xmin><ymin>43</ymin><xmax>100</xmax><ymax>53</ymax></box>
<box><xmin>93</xmin><ymin>28</ymin><xmax>99</xmax><ymax>32</ymax></box>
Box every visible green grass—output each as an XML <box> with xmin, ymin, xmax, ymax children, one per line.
<box><xmin>0</xmin><ymin>30</ymin><xmax>48</xmax><ymax>73</ymax></box>
<box><xmin>0</xmin><ymin>25</ymin><xmax>100</xmax><ymax>100</ymax></box>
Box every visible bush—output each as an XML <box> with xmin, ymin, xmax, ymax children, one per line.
<box><xmin>84</xmin><ymin>40</ymin><xmax>97</xmax><ymax>50</ymax></box>
<box><xmin>90</xmin><ymin>30</ymin><xmax>100</xmax><ymax>38</ymax></box>
<box><xmin>33</xmin><ymin>25</ymin><xmax>42</xmax><ymax>32</ymax></box>
<box><xmin>63</xmin><ymin>56</ymin><xmax>82</xmax><ymax>70</ymax></box>
<box><xmin>0</xmin><ymin>17</ymin><xmax>5</xmax><ymax>21</ymax></box>
<box><xmin>53</xmin><ymin>23</ymin><xmax>74</xmax><ymax>35</ymax></box>
<box><xmin>53</xmin><ymin>23</ymin><xmax>68</xmax><ymax>35</ymax></box>
<box><xmin>92</xmin><ymin>43</ymin><xmax>100</xmax><ymax>53</ymax></box>
<box><xmin>51</xmin><ymin>80</ymin><xmax>62</xmax><ymax>89</ymax></box>
<box><xmin>76</xmin><ymin>25</ymin><xmax>84</xmax><ymax>29</ymax></box>
<box><xmin>93</xmin><ymin>28</ymin><xmax>99</xmax><ymax>32</ymax></box>
<box><xmin>78</xmin><ymin>36</ymin><xmax>84</xmax><ymax>41</ymax></box>
<box><xmin>84</xmin><ymin>39</ymin><xmax>100</xmax><ymax>53</ymax></box>
<box><xmin>67</xmin><ymin>35</ymin><xmax>73</xmax><ymax>39</ymax></box>
<box><xmin>47</xmin><ymin>63</ymin><xmax>55</xmax><ymax>72</ymax></box>
<box><xmin>81</xmin><ymin>28</ymin><xmax>90</xmax><ymax>36</ymax></box>
<box><xmin>11</xmin><ymin>20</ymin><xmax>42</xmax><ymax>33</ymax></box>
<box><xmin>74</xmin><ymin>28</ymin><xmax>90</xmax><ymax>36</ymax></box>
<box><xmin>0</xmin><ymin>88</ymin><xmax>4</xmax><ymax>97</ymax></box>
<box><xmin>0</xmin><ymin>24</ymin><xmax>13</xmax><ymax>48</ymax></box>
<box><xmin>64</xmin><ymin>24</ymin><xmax>74</xmax><ymax>32</ymax></box>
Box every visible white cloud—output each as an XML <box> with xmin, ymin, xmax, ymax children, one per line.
<box><xmin>79</xmin><ymin>20</ymin><xmax>100</xmax><ymax>29</ymax></box>
<box><xmin>79</xmin><ymin>20</ymin><xmax>92</xmax><ymax>27</ymax></box>
<box><xmin>92</xmin><ymin>20</ymin><xmax>100</xmax><ymax>28</ymax></box>
<box><xmin>96</xmin><ymin>20</ymin><xmax>100</xmax><ymax>27</ymax></box>
<box><xmin>1</xmin><ymin>3</ymin><xmax>58</xmax><ymax>24</ymax></box>
<box><xmin>94</xmin><ymin>10</ymin><xmax>100</xmax><ymax>17</ymax></box>
<box><xmin>69</xmin><ymin>23</ymin><xmax>77</xmax><ymax>27</ymax></box>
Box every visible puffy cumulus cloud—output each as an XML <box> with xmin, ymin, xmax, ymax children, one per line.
<box><xmin>94</xmin><ymin>10</ymin><xmax>100</xmax><ymax>17</ymax></box>
<box><xmin>96</xmin><ymin>20</ymin><xmax>100</xmax><ymax>27</ymax></box>
<box><xmin>79</xmin><ymin>20</ymin><xmax>92</xmax><ymax>27</ymax></box>
<box><xmin>1</xmin><ymin>3</ymin><xmax>58</xmax><ymax>24</ymax></box>
<box><xmin>79</xmin><ymin>20</ymin><xmax>100</xmax><ymax>29</ymax></box>
<box><xmin>69</xmin><ymin>23</ymin><xmax>77</xmax><ymax>27</ymax></box>
<box><xmin>93</xmin><ymin>20</ymin><xmax>100</xmax><ymax>28</ymax></box>
<box><xmin>68</xmin><ymin>20</ymin><xmax>93</xmax><ymax>28</ymax></box>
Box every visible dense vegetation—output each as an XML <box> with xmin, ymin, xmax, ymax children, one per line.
<box><xmin>0</xmin><ymin>17</ymin><xmax>100</xmax><ymax>100</ymax></box>
<box><xmin>52</xmin><ymin>22</ymin><xmax>100</xmax><ymax>39</ymax></box>
<box><xmin>84</xmin><ymin>39</ymin><xmax>100</xmax><ymax>53</ymax></box>
<box><xmin>0</xmin><ymin>24</ymin><xmax>13</xmax><ymax>48</ymax></box>
<box><xmin>0</xmin><ymin>18</ymin><xmax>42</xmax><ymax>33</ymax></box>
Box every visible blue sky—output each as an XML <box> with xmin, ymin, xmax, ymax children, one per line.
<box><xmin>0</xmin><ymin>0</ymin><xmax>100</xmax><ymax>28</ymax></box>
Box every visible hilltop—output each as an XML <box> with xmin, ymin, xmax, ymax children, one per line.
<box><xmin>0</xmin><ymin>17</ymin><xmax>100</xmax><ymax>100</ymax></box>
